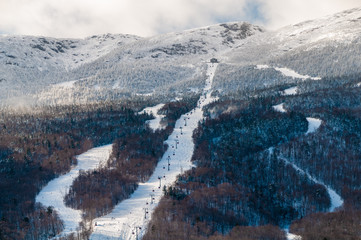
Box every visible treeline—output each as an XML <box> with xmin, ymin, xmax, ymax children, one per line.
<box><xmin>0</xmin><ymin>101</ymin><xmax>149</xmax><ymax>240</ymax></box>
<box><xmin>144</xmin><ymin>98</ymin><xmax>332</xmax><ymax>239</ymax></box>
<box><xmin>63</xmin><ymin>95</ymin><xmax>199</xmax><ymax>237</ymax></box>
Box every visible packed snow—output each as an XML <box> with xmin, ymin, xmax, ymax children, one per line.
<box><xmin>139</xmin><ymin>103</ymin><xmax>166</xmax><ymax>131</ymax></box>
<box><xmin>255</xmin><ymin>65</ymin><xmax>269</xmax><ymax>70</ymax></box>
<box><xmin>283</xmin><ymin>86</ymin><xmax>298</xmax><ymax>95</ymax></box>
<box><xmin>275</xmin><ymin>67</ymin><xmax>321</xmax><ymax>80</ymax></box>
<box><xmin>273</xmin><ymin>103</ymin><xmax>287</xmax><ymax>113</ymax></box>
<box><xmin>256</xmin><ymin>65</ymin><xmax>321</xmax><ymax>80</ymax></box>
<box><xmin>90</xmin><ymin>62</ymin><xmax>219</xmax><ymax>240</ymax></box>
<box><xmin>54</xmin><ymin>80</ymin><xmax>78</xmax><ymax>88</ymax></box>
<box><xmin>36</xmin><ymin>144</ymin><xmax>113</xmax><ymax>238</ymax></box>
<box><xmin>287</xmin><ymin>232</ymin><xmax>302</xmax><ymax>240</ymax></box>
<box><xmin>306</xmin><ymin>117</ymin><xmax>322</xmax><ymax>134</ymax></box>
<box><xmin>279</xmin><ymin>155</ymin><xmax>343</xmax><ymax>212</ymax></box>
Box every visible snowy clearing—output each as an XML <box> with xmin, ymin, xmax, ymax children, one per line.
<box><xmin>273</xmin><ymin>103</ymin><xmax>287</xmax><ymax>113</ymax></box>
<box><xmin>255</xmin><ymin>65</ymin><xmax>321</xmax><ymax>80</ymax></box>
<box><xmin>139</xmin><ymin>103</ymin><xmax>166</xmax><ymax>131</ymax></box>
<box><xmin>275</xmin><ymin>67</ymin><xmax>321</xmax><ymax>80</ymax></box>
<box><xmin>90</xmin><ymin>62</ymin><xmax>219</xmax><ymax>240</ymax></box>
<box><xmin>36</xmin><ymin>144</ymin><xmax>113</xmax><ymax>238</ymax></box>
<box><xmin>283</xmin><ymin>86</ymin><xmax>298</xmax><ymax>95</ymax></box>
<box><xmin>287</xmin><ymin>232</ymin><xmax>302</xmax><ymax>240</ymax></box>
<box><xmin>255</xmin><ymin>64</ymin><xmax>269</xmax><ymax>70</ymax></box>
<box><xmin>306</xmin><ymin>117</ymin><xmax>322</xmax><ymax>134</ymax></box>
<box><xmin>54</xmin><ymin>80</ymin><xmax>78</xmax><ymax>88</ymax></box>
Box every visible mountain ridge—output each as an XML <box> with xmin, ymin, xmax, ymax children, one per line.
<box><xmin>1</xmin><ymin>7</ymin><xmax>361</xmax><ymax>106</ymax></box>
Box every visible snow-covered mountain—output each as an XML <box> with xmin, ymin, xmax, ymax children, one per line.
<box><xmin>1</xmin><ymin>8</ymin><xmax>361</xmax><ymax>106</ymax></box>
<box><xmin>214</xmin><ymin>7</ymin><xmax>361</xmax><ymax>93</ymax></box>
<box><xmin>35</xmin><ymin>22</ymin><xmax>263</xmax><ymax>105</ymax></box>
<box><xmin>0</xmin><ymin>33</ymin><xmax>141</xmax><ymax>104</ymax></box>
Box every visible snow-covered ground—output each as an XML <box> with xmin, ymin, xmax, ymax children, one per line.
<box><xmin>139</xmin><ymin>103</ymin><xmax>166</xmax><ymax>131</ymax></box>
<box><xmin>306</xmin><ymin>117</ymin><xmax>322</xmax><ymax>134</ymax></box>
<box><xmin>279</xmin><ymin>155</ymin><xmax>343</xmax><ymax>212</ymax></box>
<box><xmin>90</xmin><ymin>62</ymin><xmax>218</xmax><ymax>240</ymax></box>
<box><xmin>287</xmin><ymin>232</ymin><xmax>302</xmax><ymax>240</ymax></box>
<box><xmin>273</xmin><ymin>103</ymin><xmax>287</xmax><ymax>113</ymax></box>
<box><xmin>275</xmin><ymin>67</ymin><xmax>321</xmax><ymax>80</ymax></box>
<box><xmin>283</xmin><ymin>86</ymin><xmax>298</xmax><ymax>96</ymax></box>
<box><xmin>54</xmin><ymin>80</ymin><xmax>78</xmax><ymax>88</ymax></box>
<box><xmin>256</xmin><ymin>65</ymin><xmax>321</xmax><ymax>80</ymax></box>
<box><xmin>36</xmin><ymin>144</ymin><xmax>113</xmax><ymax>238</ymax></box>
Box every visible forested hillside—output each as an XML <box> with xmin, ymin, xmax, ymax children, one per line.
<box><xmin>0</xmin><ymin>101</ymin><xmax>151</xmax><ymax>239</ymax></box>
<box><xmin>144</xmin><ymin>72</ymin><xmax>361</xmax><ymax>239</ymax></box>
<box><xmin>1</xmin><ymin>7</ymin><xmax>361</xmax><ymax>240</ymax></box>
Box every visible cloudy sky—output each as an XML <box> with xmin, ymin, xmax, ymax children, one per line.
<box><xmin>1</xmin><ymin>0</ymin><xmax>360</xmax><ymax>38</ymax></box>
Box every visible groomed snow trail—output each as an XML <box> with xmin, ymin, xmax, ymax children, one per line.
<box><xmin>283</xmin><ymin>86</ymin><xmax>298</xmax><ymax>96</ymax></box>
<box><xmin>90</xmin><ymin>62</ymin><xmax>218</xmax><ymax>240</ymax></box>
<box><xmin>139</xmin><ymin>103</ymin><xmax>166</xmax><ymax>131</ymax></box>
<box><xmin>282</xmin><ymin>118</ymin><xmax>343</xmax><ymax>239</ymax></box>
<box><xmin>279</xmin><ymin>155</ymin><xmax>343</xmax><ymax>212</ymax></box>
<box><xmin>273</xmin><ymin>103</ymin><xmax>287</xmax><ymax>113</ymax></box>
<box><xmin>306</xmin><ymin>117</ymin><xmax>322</xmax><ymax>134</ymax></box>
<box><xmin>255</xmin><ymin>65</ymin><xmax>321</xmax><ymax>80</ymax></box>
<box><xmin>36</xmin><ymin>144</ymin><xmax>113</xmax><ymax>238</ymax></box>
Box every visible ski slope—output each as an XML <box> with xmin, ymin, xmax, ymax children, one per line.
<box><xmin>282</xmin><ymin>117</ymin><xmax>342</xmax><ymax>239</ymax></box>
<box><xmin>306</xmin><ymin>117</ymin><xmax>322</xmax><ymax>134</ymax></box>
<box><xmin>256</xmin><ymin>65</ymin><xmax>321</xmax><ymax>80</ymax></box>
<box><xmin>36</xmin><ymin>144</ymin><xmax>113</xmax><ymax>238</ymax></box>
<box><xmin>273</xmin><ymin>103</ymin><xmax>287</xmax><ymax>113</ymax></box>
<box><xmin>90</xmin><ymin>62</ymin><xmax>218</xmax><ymax>240</ymax></box>
<box><xmin>279</xmin><ymin>155</ymin><xmax>343</xmax><ymax>212</ymax></box>
<box><xmin>139</xmin><ymin>103</ymin><xmax>166</xmax><ymax>131</ymax></box>
<box><xmin>283</xmin><ymin>86</ymin><xmax>298</xmax><ymax>96</ymax></box>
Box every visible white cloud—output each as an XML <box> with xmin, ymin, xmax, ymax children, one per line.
<box><xmin>0</xmin><ymin>0</ymin><xmax>249</xmax><ymax>38</ymax></box>
<box><xmin>0</xmin><ymin>0</ymin><xmax>360</xmax><ymax>38</ymax></box>
<box><xmin>257</xmin><ymin>0</ymin><xmax>361</xmax><ymax>29</ymax></box>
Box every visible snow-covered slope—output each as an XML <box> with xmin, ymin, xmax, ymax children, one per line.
<box><xmin>34</xmin><ymin>22</ymin><xmax>263</xmax><ymax>105</ymax></box>
<box><xmin>36</xmin><ymin>145</ymin><xmax>113</xmax><ymax>238</ymax></box>
<box><xmin>139</xmin><ymin>104</ymin><xmax>166</xmax><ymax>131</ymax></box>
<box><xmin>90</xmin><ymin>62</ymin><xmax>218</xmax><ymax>240</ymax></box>
<box><xmin>227</xmin><ymin>8</ymin><xmax>361</xmax><ymax>77</ymax></box>
<box><xmin>2</xmin><ymin>8</ymin><xmax>361</xmax><ymax>105</ymax></box>
<box><xmin>211</xmin><ymin>8</ymin><xmax>361</xmax><ymax>94</ymax></box>
<box><xmin>0</xmin><ymin>34</ymin><xmax>141</xmax><ymax>102</ymax></box>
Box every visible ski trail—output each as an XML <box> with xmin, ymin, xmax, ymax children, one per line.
<box><xmin>36</xmin><ymin>144</ymin><xmax>113</xmax><ymax>238</ymax></box>
<box><xmin>280</xmin><ymin>149</ymin><xmax>343</xmax><ymax>240</ymax></box>
<box><xmin>255</xmin><ymin>65</ymin><xmax>321</xmax><ymax>80</ymax></box>
<box><xmin>279</xmin><ymin>155</ymin><xmax>343</xmax><ymax>212</ymax></box>
<box><xmin>273</xmin><ymin>103</ymin><xmax>287</xmax><ymax>113</ymax></box>
<box><xmin>90</xmin><ymin>62</ymin><xmax>218</xmax><ymax>240</ymax></box>
<box><xmin>139</xmin><ymin>103</ymin><xmax>166</xmax><ymax>131</ymax></box>
<box><xmin>283</xmin><ymin>86</ymin><xmax>298</xmax><ymax>96</ymax></box>
<box><xmin>275</xmin><ymin>116</ymin><xmax>339</xmax><ymax>239</ymax></box>
<box><xmin>306</xmin><ymin>117</ymin><xmax>322</xmax><ymax>134</ymax></box>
